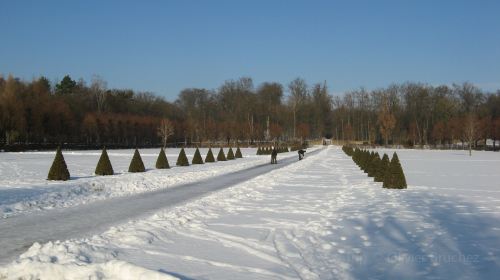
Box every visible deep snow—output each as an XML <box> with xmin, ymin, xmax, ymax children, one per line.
<box><xmin>1</xmin><ymin>146</ymin><xmax>500</xmax><ymax>279</ymax></box>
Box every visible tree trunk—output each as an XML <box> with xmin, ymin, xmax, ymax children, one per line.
<box><xmin>293</xmin><ymin>109</ymin><xmax>296</xmax><ymax>139</ymax></box>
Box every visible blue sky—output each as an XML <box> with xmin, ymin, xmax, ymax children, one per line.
<box><xmin>1</xmin><ymin>0</ymin><xmax>499</xmax><ymax>100</ymax></box>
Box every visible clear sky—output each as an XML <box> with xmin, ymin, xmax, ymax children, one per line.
<box><xmin>1</xmin><ymin>0</ymin><xmax>499</xmax><ymax>100</ymax></box>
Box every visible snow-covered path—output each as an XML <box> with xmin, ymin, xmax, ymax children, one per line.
<box><xmin>0</xmin><ymin>148</ymin><xmax>323</xmax><ymax>266</ymax></box>
<box><xmin>1</xmin><ymin>146</ymin><xmax>500</xmax><ymax>279</ymax></box>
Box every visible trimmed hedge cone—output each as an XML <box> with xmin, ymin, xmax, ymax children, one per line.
<box><xmin>205</xmin><ymin>148</ymin><xmax>215</xmax><ymax>163</ymax></box>
<box><xmin>95</xmin><ymin>147</ymin><xmax>114</xmax><ymax>175</ymax></box>
<box><xmin>383</xmin><ymin>152</ymin><xmax>407</xmax><ymax>189</ymax></box>
<box><xmin>235</xmin><ymin>147</ymin><xmax>243</xmax><ymax>158</ymax></box>
<box><xmin>128</xmin><ymin>149</ymin><xmax>146</xmax><ymax>173</ymax></box>
<box><xmin>227</xmin><ymin>147</ymin><xmax>235</xmax><ymax>160</ymax></box>
<box><xmin>155</xmin><ymin>148</ymin><xmax>170</xmax><ymax>169</ymax></box>
<box><xmin>176</xmin><ymin>148</ymin><xmax>189</xmax><ymax>166</ymax></box>
<box><xmin>217</xmin><ymin>147</ymin><xmax>227</xmax><ymax>161</ymax></box>
<box><xmin>342</xmin><ymin>146</ymin><xmax>407</xmax><ymax>189</ymax></box>
<box><xmin>375</xmin><ymin>154</ymin><xmax>390</xmax><ymax>182</ymax></box>
<box><xmin>192</xmin><ymin>147</ymin><xmax>204</xmax><ymax>164</ymax></box>
<box><xmin>47</xmin><ymin>146</ymin><xmax>70</xmax><ymax>181</ymax></box>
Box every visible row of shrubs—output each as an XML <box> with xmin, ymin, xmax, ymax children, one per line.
<box><xmin>342</xmin><ymin>146</ymin><xmax>407</xmax><ymax>189</ymax></box>
<box><xmin>47</xmin><ymin>147</ymin><xmax>243</xmax><ymax>181</ymax></box>
<box><xmin>256</xmin><ymin>146</ymin><xmax>289</xmax><ymax>155</ymax></box>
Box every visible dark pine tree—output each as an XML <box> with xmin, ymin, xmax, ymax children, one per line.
<box><xmin>375</xmin><ymin>153</ymin><xmax>390</xmax><ymax>182</ymax></box>
<box><xmin>155</xmin><ymin>147</ymin><xmax>170</xmax><ymax>169</ymax></box>
<box><xmin>394</xmin><ymin>153</ymin><xmax>407</xmax><ymax>188</ymax></box>
<box><xmin>205</xmin><ymin>147</ymin><xmax>215</xmax><ymax>162</ymax></box>
<box><xmin>192</xmin><ymin>147</ymin><xmax>204</xmax><ymax>164</ymax></box>
<box><xmin>47</xmin><ymin>146</ymin><xmax>70</xmax><ymax>181</ymax></box>
<box><xmin>383</xmin><ymin>152</ymin><xmax>407</xmax><ymax>189</ymax></box>
<box><xmin>95</xmin><ymin>147</ymin><xmax>114</xmax><ymax>175</ymax></box>
<box><xmin>176</xmin><ymin>148</ymin><xmax>190</xmax><ymax>166</ymax></box>
<box><xmin>235</xmin><ymin>147</ymin><xmax>243</xmax><ymax>158</ymax></box>
<box><xmin>367</xmin><ymin>152</ymin><xmax>381</xmax><ymax>178</ymax></box>
<box><xmin>227</xmin><ymin>147</ymin><xmax>235</xmax><ymax>160</ymax></box>
<box><xmin>217</xmin><ymin>147</ymin><xmax>227</xmax><ymax>161</ymax></box>
<box><xmin>128</xmin><ymin>149</ymin><xmax>146</xmax><ymax>173</ymax></box>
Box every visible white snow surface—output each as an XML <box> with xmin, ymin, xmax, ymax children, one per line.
<box><xmin>1</xmin><ymin>146</ymin><xmax>500</xmax><ymax>279</ymax></box>
<box><xmin>0</xmin><ymin>148</ymin><xmax>279</xmax><ymax>218</ymax></box>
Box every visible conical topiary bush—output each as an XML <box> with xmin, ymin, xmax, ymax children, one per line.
<box><xmin>192</xmin><ymin>147</ymin><xmax>204</xmax><ymax>164</ymax></box>
<box><xmin>227</xmin><ymin>147</ymin><xmax>235</xmax><ymax>160</ymax></box>
<box><xmin>155</xmin><ymin>147</ymin><xmax>170</xmax><ymax>169</ymax></box>
<box><xmin>366</xmin><ymin>152</ymin><xmax>379</xmax><ymax>177</ymax></box>
<box><xmin>47</xmin><ymin>146</ymin><xmax>70</xmax><ymax>181</ymax></box>
<box><xmin>383</xmin><ymin>152</ymin><xmax>407</xmax><ymax>189</ymax></box>
<box><xmin>394</xmin><ymin>153</ymin><xmax>407</xmax><ymax>188</ymax></box>
<box><xmin>374</xmin><ymin>153</ymin><xmax>389</xmax><ymax>182</ymax></box>
<box><xmin>235</xmin><ymin>147</ymin><xmax>243</xmax><ymax>158</ymax></box>
<box><xmin>95</xmin><ymin>147</ymin><xmax>114</xmax><ymax>175</ymax></box>
<box><xmin>256</xmin><ymin>147</ymin><xmax>261</xmax><ymax>155</ymax></box>
<box><xmin>217</xmin><ymin>147</ymin><xmax>227</xmax><ymax>161</ymax></box>
<box><xmin>176</xmin><ymin>148</ymin><xmax>189</xmax><ymax>166</ymax></box>
<box><xmin>128</xmin><ymin>149</ymin><xmax>146</xmax><ymax>173</ymax></box>
<box><xmin>205</xmin><ymin>147</ymin><xmax>215</xmax><ymax>163</ymax></box>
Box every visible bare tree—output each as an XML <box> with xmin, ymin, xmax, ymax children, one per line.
<box><xmin>463</xmin><ymin>113</ymin><xmax>478</xmax><ymax>156</ymax></box>
<box><xmin>377</xmin><ymin>98</ymin><xmax>396</xmax><ymax>146</ymax></box>
<box><xmin>158</xmin><ymin>119</ymin><xmax>174</xmax><ymax>148</ymax></box>
<box><xmin>91</xmin><ymin>75</ymin><xmax>107</xmax><ymax>113</ymax></box>
<box><xmin>288</xmin><ymin>78</ymin><xmax>308</xmax><ymax>139</ymax></box>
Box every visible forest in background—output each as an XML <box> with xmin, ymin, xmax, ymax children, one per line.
<box><xmin>0</xmin><ymin>74</ymin><xmax>499</xmax><ymax>150</ymax></box>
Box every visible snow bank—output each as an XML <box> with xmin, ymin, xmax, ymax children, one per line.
<box><xmin>0</xmin><ymin>148</ymin><xmax>299</xmax><ymax>218</ymax></box>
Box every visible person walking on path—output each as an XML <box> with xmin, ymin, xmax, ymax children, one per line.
<box><xmin>298</xmin><ymin>149</ymin><xmax>306</xmax><ymax>160</ymax></box>
<box><xmin>271</xmin><ymin>147</ymin><xmax>278</xmax><ymax>164</ymax></box>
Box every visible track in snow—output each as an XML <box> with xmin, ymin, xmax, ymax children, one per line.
<box><xmin>0</xmin><ymin>149</ymin><xmax>323</xmax><ymax>265</ymax></box>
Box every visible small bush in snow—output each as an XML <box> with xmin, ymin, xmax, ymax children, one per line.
<box><xmin>217</xmin><ymin>147</ymin><xmax>227</xmax><ymax>161</ymax></box>
<box><xmin>375</xmin><ymin>153</ymin><xmax>389</xmax><ymax>182</ymax></box>
<box><xmin>192</xmin><ymin>147</ymin><xmax>204</xmax><ymax>164</ymax></box>
<box><xmin>205</xmin><ymin>148</ymin><xmax>215</xmax><ymax>162</ymax></box>
<box><xmin>47</xmin><ymin>146</ymin><xmax>70</xmax><ymax>181</ymax></box>
<box><xmin>95</xmin><ymin>147</ymin><xmax>114</xmax><ymax>175</ymax></box>
<box><xmin>176</xmin><ymin>148</ymin><xmax>190</xmax><ymax>166</ymax></box>
<box><xmin>235</xmin><ymin>147</ymin><xmax>243</xmax><ymax>158</ymax></box>
<box><xmin>383</xmin><ymin>152</ymin><xmax>407</xmax><ymax>189</ymax></box>
<box><xmin>155</xmin><ymin>148</ymin><xmax>170</xmax><ymax>169</ymax></box>
<box><xmin>128</xmin><ymin>149</ymin><xmax>146</xmax><ymax>173</ymax></box>
<box><xmin>227</xmin><ymin>147</ymin><xmax>235</xmax><ymax>160</ymax></box>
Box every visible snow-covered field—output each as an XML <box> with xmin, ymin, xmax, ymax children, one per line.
<box><xmin>1</xmin><ymin>146</ymin><xmax>500</xmax><ymax>279</ymax></box>
<box><xmin>0</xmin><ymin>148</ymin><xmax>280</xmax><ymax>218</ymax></box>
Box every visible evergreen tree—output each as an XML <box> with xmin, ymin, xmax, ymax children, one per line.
<box><xmin>217</xmin><ymin>147</ymin><xmax>227</xmax><ymax>161</ymax></box>
<box><xmin>394</xmin><ymin>153</ymin><xmax>407</xmax><ymax>188</ymax></box>
<box><xmin>205</xmin><ymin>147</ymin><xmax>215</xmax><ymax>162</ymax></box>
<box><xmin>383</xmin><ymin>152</ymin><xmax>407</xmax><ymax>189</ymax></box>
<box><xmin>47</xmin><ymin>146</ymin><xmax>70</xmax><ymax>181</ymax></box>
<box><xmin>235</xmin><ymin>147</ymin><xmax>243</xmax><ymax>158</ymax></box>
<box><xmin>128</xmin><ymin>148</ymin><xmax>146</xmax><ymax>172</ymax></box>
<box><xmin>256</xmin><ymin>147</ymin><xmax>261</xmax><ymax>155</ymax></box>
<box><xmin>360</xmin><ymin>150</ymin><xmax>369</xmax><ymax>171</ymax></box>
<box><xmin>155</xmin><ymin>147</ymin><xmax>170</xmax><ymax>169</ymax></box>
<box><xmin>176</xmin><ymin>148</ymin><xmax>190</xmax><ymax>166</ymax></box>
<box><xmin>375</xmin><ymin>153</ymin><xmax>390</xmax><ymax>182</ymax></box>
<box><xmin>95</xmin><ymin>147</ymin><xmax>114</xmax><ymax>175</ymax></box>
<box><xmin>367</xmin><ymin>152</ymin><xmax>381</xmax><ymax>178</ymax></box>
<box><xmin>192</xmin><ymin>147</ymin><xmax>204</xmax><ymax>164</ymax></box>
<box><xmin>227</xmin><ymin>147</ymin><xmax>235</xmax><ymax>160</ymax></box>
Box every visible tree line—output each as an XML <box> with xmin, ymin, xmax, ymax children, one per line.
<box><xmin>1</xmin><ymin>74</ymin><xmax>499</xmax><ymax>150</ymax></box>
